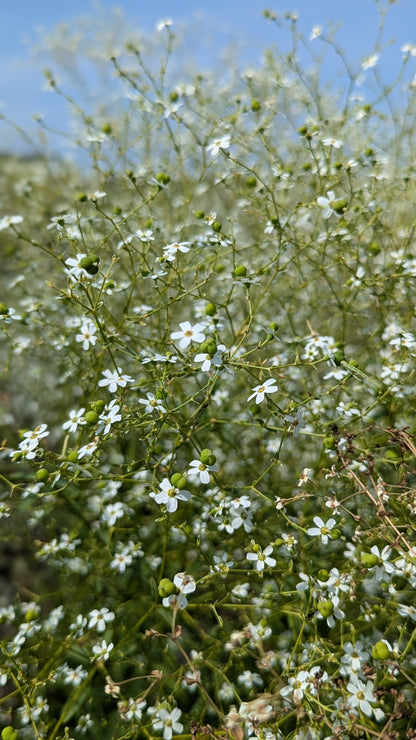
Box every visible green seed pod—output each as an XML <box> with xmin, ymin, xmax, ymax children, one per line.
<box><xmin>246</xmin><ymin>176</ymin><xmax>257</xmax><ymax>188</ymax></box>
<box><xmin>323</xmin><ymin>436</ymin><xmax>336</xmax><ymax>450</ymax></box>
<box><xmin>195</xmin><ymin>210</ymin><xmax>205</xmax><ymax>219</ymax></box>
<box><xmin>205</xmin><ymin>302</ymin><xmax>216</xmax><ymax>316</ymax></box>
<box><xmin>67</xmin><ymin>450</ymin><xmax>79</xmax><ymax>462</ymax></box>
<box><xmin>35</xmin><ymin>468</ymin><xmax>49</xmax><ymax>482</ymax></box>
<box><xmin>251</xmin><ymin>99</ymin><xmax>261</xmax><ymax>111</ymax></box>
<box><xmin>330</xmin><ymin>529</ymin><xmax>342</xmax><ymax>540</ymax></box>
<box><xmin>365</xmin><ymin>147</ymin><xmax>374</xmax><ymax>157</ymax></box>
<box><xmin>113</xmin><ymin>205</ymin><xmax>123</xmax><ymax>215</ymax></box>
<box><xmin>91</xmin><ymin>399</ymin><xmax>105</xmax><ymax>413</ymax></box>
<box><xmin>212</xmin><ymin>221</ymin><xmax>222</xmax><ymax>232</ymax></box>
<box><xmin>317</xmin><ymin>569</ymin><xmax>329</xmax><ymax>581</ymax></box>
<box><xmin>76</xmin><ymin>192</ymin><xmax>87</xmax><ymax>202</ymax></box>
<box><xmin>361</xmin><ymin>553</ymin><xmax>379</xmax><ymax>568</ymax></box>
<box><xmin>158</xmin><ymin>578</ymin><xmax>176</xmax><ymax>598</ymax></box>
<box><xmin>2</xmin><ymin>728</ymin><xmax>18</xmax><ymax>740</ymax></box>
<box><xmin>170</xmin><ymin>473</ymin><xmax>187</xmax><ymax>489</ymax></box>
<box><xmin>0</xmin><ymin>303</ymin><xmax>8</xmax><ymax>315</ymax></box>
<box><xmin>200</xmin><ymin>448</ymin><xmax>216</xmax><ymax>465</ymax></box>
<box><xmin>333</xmin><ymin>198</ymin><xmax>347</xmax><ymax>214</ymax></box>
<box><xmin>101</xmin><ymin>123</ymin><xmax>112</xmax><ymax>134</ymax></box>
<box><xmin>156</xmin><ymin>172</ymin><xmax>170</xmax><ymax>184</ymax></box>
<box><xmin>317</xmin><ymin>600</ymin><xmax>334</xmax><ymax>618</ymax></box>
<box><xmin>298</xmin><ymin>125</ymin><xmax>308</xmax><ymax>135</ymax></box>
<box><xmin>372</xmin><ymin>640</ymin><xmax>390</xmax><ymax>661</ymax></box>
<box><xmin>25</xmin><ymin>608</ymin><xmax>39</xmax><ymax>622</ymax></box>
<box><xmin>169</xmin><ymin>91</ymin><xmax>179</xmax><ymax>102</ymax></box>
<box><xmin>84</xmin><ymin>411</ymin><xmax>99</xmax><ymax>425</ymax></box>
<box><xmin>80</xmin><ymin>254</ymin><xmax>100</xmax><ymax>275</ymax></box>
<box><xmin>234</xmin><ymin>264</ymin><xmax>247</xmax><ymax>277</ymax></box>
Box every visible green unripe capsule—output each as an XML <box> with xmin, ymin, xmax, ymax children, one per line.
<box><xmin>35</xmin><ymin>468</ymin><xmax>49</xmax><ymax>483</ymax></box>
<box><xmin>156</xmin><ymin>172</ymin><xmax>170</xmax><ymax>185</ymax></box>
<box><xmin>317</xmin><ymin>569</ymin><xmax>329</xmax><ymax>581</ymax></box>
<box><xmin>0</xmin><ymin>303</ymin><xmax>8</xmax><ymax>315</ymax></box>
<box><xmin>205</xmin><ymin>302</ymin><xmax>216</xmax><ymax>316</ymax></box>
<box><xmin>67</xmin><ymin>450</ymin><xmax>79</xmax><ymax>462</ymax></box>
<box><xmin>246</xmin><ymin>176</ymin><xmax>257</xmax><ymax>188</ymax></box>
<box><xmin>333</xmin><ymin>198</ymin><xmax>347</xmax><ymax>214</ymax></box>
<box><xmin>170</xmin><ymin>473</ymin><xmax>188</xmax><ymax>490</ymax></box>
<box><xmin>84</xmin><ymin>411</ymin><xmax>99</xmax><ymax>425</ymax></box>
<box><xmin>76</xmin><ymin>192</ymin><xmax>87</xmax><ymax>202</ymax></box>
<box><xmin>372</xmin><ymin>640</ymin><xmax>390</xmax><ymax>661</ymax></box>
<box><xmin>330</xmin><ymin>529</ymin><xmax>342</xmax><ymax>540</ymax></box>
<box><xmin>212</xmin><ymin>221</ymin><xmax>222</xmax><ymax>232</ymax></box>
<box><xmin>251</xmin><ymin>99</ymin><xmax>261</xmax><ymax>111</ymax></box>
<box><xmin>361</xmin><ymin>553</ymin><xmax>379</xmax><ymax>568</ymax></box>
<box><xmin>2</xmin><ymin>728</ymin><xmax>18</xmax><ymax>740</ymax></box>
<box><xmin>200</xmin><ymin>448</ymin><xmax>216</xmax><ymax>465</ymax></box>
<box><xmin>158</xmin><ymin>578</ymin><xmax>176</xmax><ymax>598</ymax></box>
<box><xmin>234</xmin><ymin>264</ymin><xmax>247</xmax><ymax>277</ymax></box>
<box><xmin>318</xmin><ymin>600</ymin><xmax>334</xmax><ymax>618</ymax></box>
<box><xmin>80</xmin><ymin>254</ymin><xmax>100</xmax><ymax>275</ymax></box>
<box><xmin>91</xmin><ymin>399</ymin><xmax>105</xmax><ymax>413</ymax></box>
<box><xmin>195</xmin><ymin>210</ymin><xmax>205</xmax><ymax>219</ymax></box>
<box><xmin>333</xmin><ymin>350</ymin><xmax>346</xmax><ymax>366</ymax></box>
<box><xmin>169</xmin><ymin>91</ymin><xmax>179</xmax><ymax>102</ymax></box>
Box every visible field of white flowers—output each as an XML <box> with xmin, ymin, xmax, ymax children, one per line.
<box><xmin>2</xmin><ymin>6</ymin><xmax>416</xmax><ymax>739</ymax></box>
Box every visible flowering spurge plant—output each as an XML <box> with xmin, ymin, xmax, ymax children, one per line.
<box><xmin>3</xmin><ymin>5</ymin><xmax>416</xmax><ymax>739</ymax></box>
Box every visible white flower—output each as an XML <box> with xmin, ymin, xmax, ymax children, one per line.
<box><xmin>62</xmin><ymin>408</ymin><xmax>86</xmax><ymax>433</ymax></box>
<box><xmin>170</xmin><ymin>321</ymin><xmax>206</xmax><ymax>349</ymax></box>
<box><xmin>173</xmin><ymin>572</ymin><xmax>196</xmax><ymax>594</ymax></box>
<box><xmin>76</xmin><ymin>320</ymin><xmax>98</xmax><ymax>350</ymax></box>
<box><xmin>0</xmin><ymin>214</ymin><xmax>23</xmax><ymax>230</ymax></box>
<box><xmin>247</xmin><ymin>545</ymin><xmax>276</xmax><ymax>572</ymax></box>
<box><xmin>152</xmin><ymin>706</ymin><xmax>183</xmax><ymax>739</ymax></box>
<box><xmin>207</xmin><ymin>135</ymin><xmax>231</xmax><ymax>156</ymax></box>
<box><xmin>150</xmin><ymin>478</ymin><xmax>191</xmax><ymax>513</ymax></box>
<box><xmin>98</xmin><ymin>400</ymin><xmax>121</xmax><ymax>435</ymax></box>
<box><xmin>124</xmin><ymin>698</ymin><xmax>146</xmax><ymax>720</ymax></box>
<box><xmin>187</xmin><ymin>459</ymin><xmax>217</xmax><ymax>484</ymax></box>
<box><xmin>138</xmin><ymin>392</ymin><xmax>166</xmax><ymax>414</ymax></box>
<box><xmin>91</xmin><ymin>639</ymin><xmax>113</xmax><ymax>661</ymax></box>
<box><xmin>247</xmin><ymin>378</ymin><xmax>278</xmax><ymax>404</ymax></box>
<box><xmin>78</xmin><ymin>437</ymin><xmax>99</xmax><ymax>459</ymax></box>
<box><xmin>307</xmin><ymin>516</ymin><xmax>337</xmax><ymax>544</ymax></box>
<box><xmin>21</xmin><ymin>424</ymin><xmax>49</xmax><ymax>450</ymax></box>
<box><xmin>65</xmin><ymin>253</ymin><xmax>90</xmax><ymax>280</ymax></box>
<box><xmin>156</xmin><ymin>18</ymin><xmax>172</xmax><ymax>31</ymax></box>
<box><xmin>341</xmin><ymin>641</ymin><xmax>369</xmax><ymax>674</ymax></box>
<box><xmin>362</xmin><ymin>53</ymin><xmax>379</xmax><ymax>70</ymax></box>
<box><xmin>322</xmin><ymin>137</ymin><xmax>343</xmax><ymax>148</ymax></box>
<box><xmin>88</xmin><ymin>608</ymin><xmax>115</xmax><ymax>632</ymax></box>
<box><xmin>194</xmin><ymin>344</ymin><xmax>226</xmax><ymax>372</ymax></box>
<box><xmin>347</xmin><ymin>677</ymin><xmax>376</xmax><ymax>716</ymax></box>
<box><xmin>102</xmin><ymin>501</ymin><xmax>125</xmax><ymax>526</ymax></box>
<box><xmin>162</xmin><ymin>241</ymin><xmax>190</xmax><ymax>261</ymax></box>
<box><xmin>98</xmin><ymin>368</ymin><xmax>134</xmax><ymax>393</ymax></box>
<box><xmin>317</xmin><ymin>190</ymin><xmax>337</xmax><ymax>219</ymax></box>
<box><xmin>280</xmin><ymin>670</ymin><xmax>310</xmax><ymax>703</ymax></box>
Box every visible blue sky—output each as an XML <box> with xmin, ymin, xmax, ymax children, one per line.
<box><xmin>1</xmin><ymin>0</ymin><xmax>415</xmax><ymax>154</ymax></box>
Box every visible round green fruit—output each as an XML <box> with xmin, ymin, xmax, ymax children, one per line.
<box><xmin>35</xmin><ymin>468</ymin><xmax>49</xmax><ymax>482</ymax></box>
<box><xmin>317</xmin><ymin>600</ymin><xmax>334</xmax><ymax>618</ymax></box>
<box><xmin>84</xmin><ymin>411</ymin><xmax>99</xmax><ymax>425</ymax></box>
<box><xmin>170</xmin><ymin>473</ymin><xmax>188</xmax><ymax>490</ymax></box>
<box><xmin>234</xmin><ymin>264</ymin><xmax>247</xmax><ymax>277</ymax></box>
<box><xmin>158</xmin><ymin>578</ymin><xmax>176</xmax><ymax>598</ymax></box>
<box><xmin>361</xmin><ymin>553</ymin><xmax>379</xmax><ymax>568</ymax></box>
<box><xmin>372</xmin><ymin>640</ymin><xmax>390</xmax><ymax>660</ymax></box>
<box><xmin>212</xmin><ymin>221</ymin><xmax>222</xmax><ymax>232</ymax></box>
